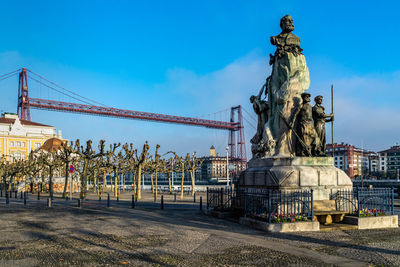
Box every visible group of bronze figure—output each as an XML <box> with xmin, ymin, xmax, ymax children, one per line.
<box><xmin>250</xmin><ymin>15</ymin><xmax>334</xmax><ymax>158</ymax></box>
<box><xmin>251</xmin><ymin>90</ymin><xmax>333</xmax><ymax>157</ymax></box>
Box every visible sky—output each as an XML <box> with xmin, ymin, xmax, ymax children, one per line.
<box><xmin>1</xmin><ymin>0</ymin><xmax>400</xmax><ymax>157</ymax></box>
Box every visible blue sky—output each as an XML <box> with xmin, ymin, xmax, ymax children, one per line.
<box><xmin>1</xmin><ymin>0</ymin><xmax>400</xmax><ymax>157</ymax></box>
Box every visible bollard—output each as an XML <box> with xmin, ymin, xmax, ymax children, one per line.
<box><xmin>1</xmin><ymin>189</ymin><xmax>2</xmax><ymax>197</ymax></box>
<box><xmin>193</xmin><ymin>193</ymin><xmax>196</xmax><ymax>203</ymax></box>
<box><xmin>15</xmin><ymin>191</ymin><xmax>17</xmax><ymax>198</ymax></box>
<box><xmin>107</xmin><ymin>193</ymin><xmax>110</xmax><ymax>208</ymax></box>
<box><xmin>200</xmin><ymin>196</ymin><xmax>202</xmax><ymax>211</ymax></box>
<box><xmin>99</xmin><ymin>192</ymin><xmax>102</xmax><ymax>201</ymax></box>
<box><xmin>6</xmin><ymin>191</ymin><xmax>9</xmax><ymax>204</ymax></box>
<box><xmin>154</xmin><ymin>192</ymin><xmax>156</xmax><ymax>203</ymax></box>
<box><xmin>117</xmin><ymin>192</ymin><xmax>119</xmax><ymax>203</ymax></box>
<box><xmin>20</xmin><ymin>191</ymin><xmax>23</xmax><ymax>199</ymax></box>
<box><xmin>161</xmin><ymin>195</ymin><xmax>164</xmax><ymax>210</ymax></box>
<box><xmin>66</xmin><ymin>192</ymin><xmax>69</xmax><ymax>201</ymax></box>
<box><xmin>24</xmin><ymin>192</ymin><xmax>27</xmax><ymax>205</ymax></box>
<box><xmin>131</xmin><ymin>194</ymin><xmax>135</xmax><ymax>209</ymax></box>
<box><xmin>78</xmin><ymin>199</ymin><xmax>81</xmax><ymax>208</ymax></box>
<box><xmin>174</xmin><ymin>192</ymin><xmax>176</xmax><ymax>202</ymax></box>
<box><xmin>47</xmin><ymin>198</ymin><xmax>52</xmax><ymax>207</ymax></box>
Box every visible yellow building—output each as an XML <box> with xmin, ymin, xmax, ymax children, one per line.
<box><xmin>0</xmin><ymin>113</ymin><xmax>64</xmax><ymax>161</ymax></box>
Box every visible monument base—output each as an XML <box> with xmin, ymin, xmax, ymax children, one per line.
<box><xmin>238</xmin><ymin>157</ymin><xmax>353</xmax><ymax>200</ymax></box>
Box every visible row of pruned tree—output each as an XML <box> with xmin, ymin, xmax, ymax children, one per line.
<box><xmin>0</xmin><ymin>139</ymin><xmax>203</xmax><ymax>200</ymax></box>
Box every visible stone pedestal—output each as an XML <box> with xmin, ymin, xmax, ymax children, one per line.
<box><xmin>238</xmin><ymin>157</ymin><xmax>353</xmax><ymax>200</ymax></box>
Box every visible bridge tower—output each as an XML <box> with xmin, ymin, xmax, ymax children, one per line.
<box><xmin>17</xmin><ymin>68</ymin><xmax>30</xmax><ymax>121</ymax></box>
<box><xmin>228</xmin><ymin>105</ymin><xmax>247</xmax><ymax>169</ymax></box>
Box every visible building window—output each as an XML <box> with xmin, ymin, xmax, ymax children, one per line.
<box><xmin>10</xmin><ymin>141</ymin><xmax>14</xmax><ymax>147</ymax></box>
<box><xmin>34</xmin><ymin>142</ymin><xmax>41</xmax><ymax>149</ymax></box>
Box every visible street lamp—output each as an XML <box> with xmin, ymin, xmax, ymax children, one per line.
<box><xmin>226</xmin><ymin>146</ymin><xmax>229</xmax><ymax>188</ymax></box>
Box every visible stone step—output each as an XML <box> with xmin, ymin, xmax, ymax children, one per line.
<box><xmin>319</xmin><ymin>223</ymin><xmax>358</xmax><ymax>231</ymax></box>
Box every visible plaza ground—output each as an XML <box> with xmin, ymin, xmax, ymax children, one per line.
<box><xmin>0</xmin><ymin>191</ymin><xmax>399</xmax><ymax>266</ymax></box>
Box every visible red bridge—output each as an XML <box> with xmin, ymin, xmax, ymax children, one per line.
<box><xmin>5</xmin><ymin>68</ymin><xmax>248</xmax><ymax>164</ymax></box>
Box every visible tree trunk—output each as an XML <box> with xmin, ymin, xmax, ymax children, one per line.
<box><xmin>190</xmin><ymin>170</ymin><xmax>195</xmax><ymax>196</ymax></box>
<box><xmin>49</xmin><ymin>166</ymin><xmax>54</xmax><ymax>199</ymax></box>
<box><xmin>167</xmin><ymin>172</ymin><xmax>172</xmax><ymax>194</ymax></box>
<box><xmin>102</xmin><ymin>171</ymin><xmax>107</xmax><ymax>192</ymax></box>
<box><xmin>113</xmin><ymin>167</ymin><xmax>118</xmax><ymax>197</ymax></box>
<box><xmin>122</xmin><ymin>174</ymin><xmax>125</xmax><ymax>192</ymax></box>
<box><xmin>150</xmin><ymin>173</ymin><xmax>154</xmax><ymax>194</ymax></box>
<box><xmin>155</xmin><ymin>169</ymin><xmax>158</xmax><ymax>198</ymax></box>
<box><xmin>180</xmin><ymin>163</ymin><xmax>184</xmax><ymax>200</ymax></box>
<box><xmin>63</xmin><ymin>163</ymin><xmax>69</xmax><ymax>198</ymax></box>
<box><xmin>81</xmin><ymin>159</ymin><xmax>88</xmax><ymax>199</ymax></box>
<box><xmin>136</xmin><ymin>166</ymin><xmax>142</xmax><ymax>200</ymax></box>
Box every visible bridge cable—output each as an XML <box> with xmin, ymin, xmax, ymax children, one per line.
<box><xmin>26</xmin><ymin>69</ymin><xmax>109</xmax><ymax>107</ymax></box>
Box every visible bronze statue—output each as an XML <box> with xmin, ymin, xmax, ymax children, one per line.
<box><xmin>312</xmin><ymin>95</ymin><xmax>334</xmax><ymax>154</ymax></box>
<box><xmin>250</xmin><ymin>83</ymin><xmax>269</xmax><ymax>145</ymax></box>
<box><xmin>269</xmin><ymin>14</ymin><xmax>303</xmax><ymax>65</ymax></box>
<box><xmin>294</xmin><ymin>93</ymin><xmax>321</xmax><ymax>156</ymax></box>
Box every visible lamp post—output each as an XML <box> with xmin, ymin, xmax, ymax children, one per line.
<box><xmin>226</xmin><ymin>146</ymin><xmax>229</xmax><ymax>188</ymax></box>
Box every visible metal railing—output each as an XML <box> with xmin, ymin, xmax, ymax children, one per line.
<box><xmin>206</xmin><ymin>187</ymin><xmax>235</xmax><ymax>211</ymax></box>
<box><xmin>207</xmin><ymin>187</ymin><xmax>313</xmax><ymax>223</ymax></box>
<box><xmin>333</xmin><ymin>187</ymin><xmax>394</xmax><ymax>217</ymax></box>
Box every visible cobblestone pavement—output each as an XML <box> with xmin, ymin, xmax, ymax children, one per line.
<box><xmin>0</xmin><ymin>192</ymin><xmax>399</xmax><ymax>266</ymax></box>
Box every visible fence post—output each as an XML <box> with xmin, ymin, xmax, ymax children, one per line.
<box><xmin>268</xmin><ymin>189</ymin><xmax>272</xmax><ymax>224</ymax></box>
<box><xmin>6</xmin><ymin>191</ymin><xmax>9</xmax><ymax>204</ymax></box>
<box><xmin>220</xmin><ymin>188</ymin><xmax>224</xmax><ymax>211</ymax></box>
<box><xmin>107</xmin><ymin>193</ymin><xmax>110</xmax><ymax>208</ymax></box>
<box><xmin>357</xmin><ymin>187</ymin><xmax>361</xmax><ymax>218</ymax></box>
<box><xmin>206</xmin><ymin>187</ymin><xmax>209</xmax><ymax>210</ymax></box>
<box><xmin>24</xmin><ymin>192</ymin><xmax>27</xmax><ymax>205</ymax></box>
<box><xmin>161</xmin><ymin>195</ymin><xmax>164</xmax><ymax>210</ymax></box>
<box><xmin>243</xmin><ymin>189</ymin><xmax>247</xmax><ymax>217</ymax></box>
<box><xmin>392</xmin><ymin>187</ymin><xmax>395</xmax><ymax>215</ymax></box>
<box><xmin>200</xmin><ymin>196</ymin><xmax>202</xmax><ymax>211</ymax></box>
<box><xmin>131</xmin><ymin>194</ymin><xmax>135</xmax><ymax>209</ymax></box>
<box><xmin>310</xmin><ymin>189</ymin><xmax>314</xmax><ymax>221</ymax></box>
<box><xmin>38</xmin><ymin>190</ymin><xmax>40</xmax><ymax>200</ymax></box>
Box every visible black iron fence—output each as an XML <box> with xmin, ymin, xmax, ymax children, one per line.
<box><xmin>207</xmin><ymin>186</ymin><xmax>396</xmax><ymax>222</ymax></box>
<box><xmin>207</xmin><ymin>187</ymin><xmax>313</xmax><ymax>223</ymax></box>
<box><xmin>334</xmin><ymin>187</ymin><xmax>394</xmax><ymax>217</ymax></box>
<box><xmin>206</xmin><ymin>187</ymin><xmax>235</xmax><ymax>211</ymax></box>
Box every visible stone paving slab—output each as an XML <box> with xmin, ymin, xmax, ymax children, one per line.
<box><xmin>0</xmin><ymin>191</ymin><xmax>399</xmax><ymax>266</ymax></box>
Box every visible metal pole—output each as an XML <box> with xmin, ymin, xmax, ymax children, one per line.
<box><xmin>132</xmin><ymin>194</ymin><xmax>135</xmax><ymax>209</ymax></box>
<box><xmin>6</xmin><ymin>191</ymin><xmax>9</xmax><ymax>204</ymax></box>
<box><xmin>38</xmin><ymin>190</ymin><xmax>40</xmax><ymax>200</ymax></box>
<box><xmin>78</xmin><ymin>199</ymin><xmax>81</xmax><ymax>208</ymax></box>
<box><xmin>107</xmin><ymin>193</ymin><xmax>110</xmax><ymax>208</ymax></box>
<box><xmin>193</xmin><ymin>192</ymin><xmax>196</xmax><ymax>203</ymax></box>
<box><xmin>200</xmin><ymin>196</ymin><xmax>203</xmax><ymax>211</ymax></box>
<box><xmin>331</xmin><ymin>84</ymin><xmax>334</xmax><ymax>158</ymax></box>
<box><xmin>24</xmin><ymin>192</ymin><xmax>27</xmax><ymax>205</ymax></box>
<box><xmin>161</xmin><ymin>195</ymin><xmax>164</xmax><ymax>210</ymax></box>
<box><xmin>226</xmin><ymin>147</ymin><xmax>229</xmax><ymax>187</ymax></box>
<box><xmin>392</xmin><ymin>187</ymin><xmax>395</xmax><ymax>215</ymax></box>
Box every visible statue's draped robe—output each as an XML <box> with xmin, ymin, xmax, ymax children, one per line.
<box><xmin>313</xmin><ymin>104</ymin><xmax>328</xmax><ymax>153</ymax></box>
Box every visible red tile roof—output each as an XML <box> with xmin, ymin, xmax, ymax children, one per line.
<box><xmin>0</xmin><ymin>117</ymin><xmax>53</xmax><ymax>127</ymax></box>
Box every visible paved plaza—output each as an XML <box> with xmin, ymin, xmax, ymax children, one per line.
<box><xmin>0</xmin><ymin>191</ymin><xmax>399</xmax><ymax>266</ymax></box>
